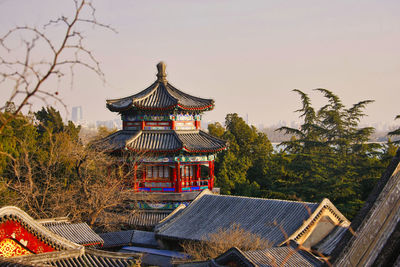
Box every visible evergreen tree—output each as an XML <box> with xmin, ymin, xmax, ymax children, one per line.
<box><xmin>273</xmin><ymin>89</ymin><xmax>384</xmax><ymax>218</ymax></box>
<box><xmin>209</xmin><ymin>113</ymin><xmax>273</xmax><ymax>196</ymax></box>
<box><xmin>388</xmin><ymin>115</ymin><xmax>400</xmax><ymax>144</ymax></box>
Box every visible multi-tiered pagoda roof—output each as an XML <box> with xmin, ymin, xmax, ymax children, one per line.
<box><xmin>99</xmin><ymin>62</ymin><xmax>227</xmax><ymax>193</ymax></box>
<box><xmin>100</xmin><ymin>62</ymin><xmax>226</xmax><ymax>155</ymax></box>
<box><xmin>106</xmin><ymin>62</ymin><xmax>214</xmax><ymax>113</ymax></box>
<box><xmin>102</xmin><ymin>129</ymin><xmax>226</xmax><ymax>154</ymax></box>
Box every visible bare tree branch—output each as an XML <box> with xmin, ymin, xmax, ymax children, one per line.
<box><xmin>0</xmin><ymin>0</ymin><xmax>114</xmax><ymax>132</ymax></box>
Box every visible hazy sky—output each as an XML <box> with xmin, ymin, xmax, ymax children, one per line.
<box><xmin>1</xmin><ymin>0</ymin><xmax>399</xmax><ymax>128</ymax></box>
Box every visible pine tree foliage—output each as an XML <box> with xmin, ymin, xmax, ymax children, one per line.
<box><xmin>210</xmin><ymin>90</ymin><xmax>395</xmax><ymax>219</ymax></box>
<box><xmin>209</xmin><ymin>113</ymin><xmax>273</xmax><ymax>196</ymax></box>
<box><xmin>388</xmin><ymin>115</ymin><xmax>400</xmax><ymax>144</ymax></box>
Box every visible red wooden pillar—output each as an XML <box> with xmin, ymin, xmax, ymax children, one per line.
<box><xmin>141</xmin><ymin>121</ymin><xmax>145</xmax><ymax>130</ymax></box>
<box><xmin>175</xmin><ymin>161</ymin><xmax>181</xmax><ymax>192</ymax></box>
<box><xmin>171</xmin><ymin>120</ymin><xmax>176</xmax><ymax>130</ymax></box>
<box><xmin>208</xmin><ymin>160</ymin><xmax>214</xmax><ymax>190</ymax></box>
<box><xmin>133</xmin><ymin>162</ymin><xmax>138</xmax><ymax>191</ymax></box>
<box><xmin>195</xmin><ymin>120</ymin><xmax>201</xmax><ymax>129</ymax></box>
<box><xmin>196</xmin><ymin>164</ymin><xmax>200</xmax><ymax>185</ymax></box>
<box><xmin>172</xmin><ymin>165</ymin><xmax>177</xmax><ymax>190</ymax></box>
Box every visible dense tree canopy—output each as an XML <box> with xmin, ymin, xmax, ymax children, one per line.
<box><xmin>209</xmin><ymin>113</ymin><xmax>273</xmax><ymax>196</ymax></box>
<box><xmin>0</xmin><ymin>106</ymin><xmax>136</xmax><ymax>230</ymax></box>
<box><xmin>211</xmin><ymin>90</ymin><xmax>397</xmax><ymax>219</ymax></box>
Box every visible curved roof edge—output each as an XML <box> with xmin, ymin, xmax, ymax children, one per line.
<box><xmin>106</xmin><ymin>63</ymin><xmax>215</xmax><ymax>113</ymax></box>
<box><xmin>0</xmin><ymin>206</ymin><xmax>82</xmax><ymax>251</ymax></box>
<box><xmin>282</xmin><ymin>198</ymin><xmax>350</xmax><ymax>246</ymax></box>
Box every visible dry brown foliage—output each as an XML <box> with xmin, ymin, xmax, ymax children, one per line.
<box><xmin>1</xmin><ymin>124</ymin><xmax>142</xmax><ymax>231</ymax></box>
<box><xmin>181</xmin><ymin>223</ymin><xmax>271</xmax><ymax>261</ymax></box>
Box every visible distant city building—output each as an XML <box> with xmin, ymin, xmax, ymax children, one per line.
<box><xmin>71</xmin><ymin>106</ymin><xmax>83</xmax><ymax>122</ymax></box>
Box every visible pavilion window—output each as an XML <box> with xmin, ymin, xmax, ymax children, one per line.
<box><xmin>145</xmin><ymin>165</ymin><xmax>171</xmax><ymax>179</ymax></box>
<box><xmin>181</xmin><ymin>165</ymin><xmax>194</xmax><ymax>179</ymax></box>
<box><xmin>147</xmin><ymin>167</ymin><xmax>153</xmax><ymax>179</ymax></box>
<box><xmin>164</xmin><ymin>166</ymin><xmax>170</xmax><ymax>178</ymax></box>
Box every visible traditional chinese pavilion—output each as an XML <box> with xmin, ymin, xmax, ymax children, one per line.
<box><xmin>100</xmin><ymin>62</ymin><xmax>227</xmax><ymax>193</ymax></box>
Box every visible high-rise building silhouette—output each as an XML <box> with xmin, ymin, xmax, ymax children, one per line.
<box><xmin>71</xmin><ymin>106</ymin><xmax>82</xmax><ymax>122</ymax></box>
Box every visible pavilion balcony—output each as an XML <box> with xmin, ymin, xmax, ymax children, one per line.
<box><xmin>134</xmin><ymin>179</ymin><xmax>211</xmax><ymax>193</ymax></box>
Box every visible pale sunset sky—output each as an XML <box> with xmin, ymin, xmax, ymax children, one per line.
<box><xmin>0</xmin><ymin>0</ymin><xmax>399</xmax><ymax>129</ymax></box>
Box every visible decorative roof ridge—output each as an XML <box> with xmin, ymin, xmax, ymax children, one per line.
<box><xmin>9</xmin><ymin>248</ymin><xmax>84</xmax><ymax>263</ymax></box>
<box><xmin>175</xmin><ymin>130</ymin><xmax>201</xmax><ymax>134</ymax></box>
<box><xmin>171</xmin><ymin>130</ymin><xmax>185</xmax><ymax>151</ymax></box>
<box><xmin>0</xmin><ymin>206</ymin><xmax>82</xmax><ymax>251</ymax></box>
<box><xmin>282</xmin><ymin>198</ymin><xmax>350</xmax><ymax>246</ymax></box>
<box><xmin>157</xmin><ymin>204</ymin><xmax>186</xmax><ymax>225</ymax></box>
<box><xmin>132</xmin><ymin>81</ymin><xmax>161</xmax><ymax>103</ymax></box>
<box><xmin>84</xmin><ymin>247</ymin><xmax>141</xmax><ymax>259</ymax></box>
<box><xmin>132</xmin><ymin>82</ymin><xmax>178</xmax><ymax>109</ymax></box>
<box><xmin>214</xmin><ymin>247</ymin><xmax>257</xmax><ymax>267</ymax></box>
<box><xmin>36</xmin><ymin>217</ymin><xmax>70</xmax><ymax>225</ymax></box>
<box><xmin>10</xmin><ymin>247</ymin><xmax>141</xmax><ymax>264</ymax></box>
<box><xmin>139</xmin><ymin>129</ymin><xmax>178</xmax><ymax>134</ymax></box>
<box><xmin>189</xmin><ymin>188</ymin><xmax>213</xmax><ymax>203</ymax></box>
<box><xmin>197</xmin><ymin>192</ymin><xmax>319</xmax><ymax>205</ymax></box>
<box><xmin>125</xmin><ymin>130</ymin><xmax>143</xmax><ymax>147</ymax></box>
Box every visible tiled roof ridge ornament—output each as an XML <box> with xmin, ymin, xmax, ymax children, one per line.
<box><xmin>156</xmin><ymin>61</ymin><xmax>167</xmax><ymax>83</ymax></box>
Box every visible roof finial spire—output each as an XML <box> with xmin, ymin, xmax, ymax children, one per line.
<box><xmin>156</xmin><ymin>61</ymin><xmax>167</xmax><ymax>82</ymax></box>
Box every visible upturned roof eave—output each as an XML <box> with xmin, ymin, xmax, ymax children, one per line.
<box><xmin>105</xmin><ymin>63</ymin><xmax>216</xmax><ymax>113</ymax></box>
<box><xmin>107</xmin><ymin>102</ymin><xmax>215</xmax><ymax>113</ymax></box>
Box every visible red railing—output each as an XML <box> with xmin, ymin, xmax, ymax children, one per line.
<box><xmin>132</xmin><ymin>179</ymin><xmax>210</xmax><ymax>192</ymax></box>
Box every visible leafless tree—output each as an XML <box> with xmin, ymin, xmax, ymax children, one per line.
<box><xmin>0</xmin><ymin>0</ymin><xmax>115</xmax><ymax>132</ymax></box>
<box><xmin>2</xmin><ymin>124</ymin><xmax>144</xmax><ymax>230</ymax></box>
<box><xmin>181</xmin><ymin>223</ymin><xmax>271</xmax><ymax>261</ymax></box>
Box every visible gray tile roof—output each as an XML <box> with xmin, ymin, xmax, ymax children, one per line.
<box><xmin>100</xmin><ymin>230</ymin><xmax>158</xmax><ymax>248</ymax></box>
<box><xmin>98</xmin><ymin>130</ymin><xmax>227</xmax><ymax>153</ymax></box>
<box><xmin>99</xmin><ymin>230</ymin><xmax>134</xmax><ymax>248</ymax></box>
<box><xmin>155</xmin><ymin>193</ymin><xmax>320</xmax><ymax>245</ymax></box>
<box><xmin>242</xmin><ymin>247</ymin><xmax>322</xmax><ymax>267</ymax></box>
<box><xmin>213</xmin><ymin>246</ymin><xmax>322</xmax><ymax>267</ymax></box>
<box><xmin>96</xmin><ymin>130</ymin><xmax>139</xmax><ymax>151</ymax></box>
<box><xmin>10</xmin><ymin>248</ymin><xmax>140</xmax><ymax>267</ymax></box>
<box><xmin>129</xmin><ymin>210</ymin><xmax>171</xmax><ymax>230</ymax></box>
<box><xmin>47</xmin><ymin>250</ymin><xmax>137</xmax><ymax>267</ymax></box>
<box><xmin>177</xmin><ymin>131</ymin><xmax>227</xmax><ymax>152</ymax></box>
<box><xmin>106</xmin><ymin>63</ymin><xmax>214</xmax><ymax>112</ymax></box>
<box><xmin>131</xmin><ymin>230</ymin><xmax>159</xmax><ymax>248</ymax></box>
<box><xmin>127</xmin><ymin>130</ymin><xmax>181</xmax><ymax>152</ymax></box>
<box><xmin>44</xmin><ymin>222</ymin><xmax>104</xmax><ymax>247</ymax></box>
